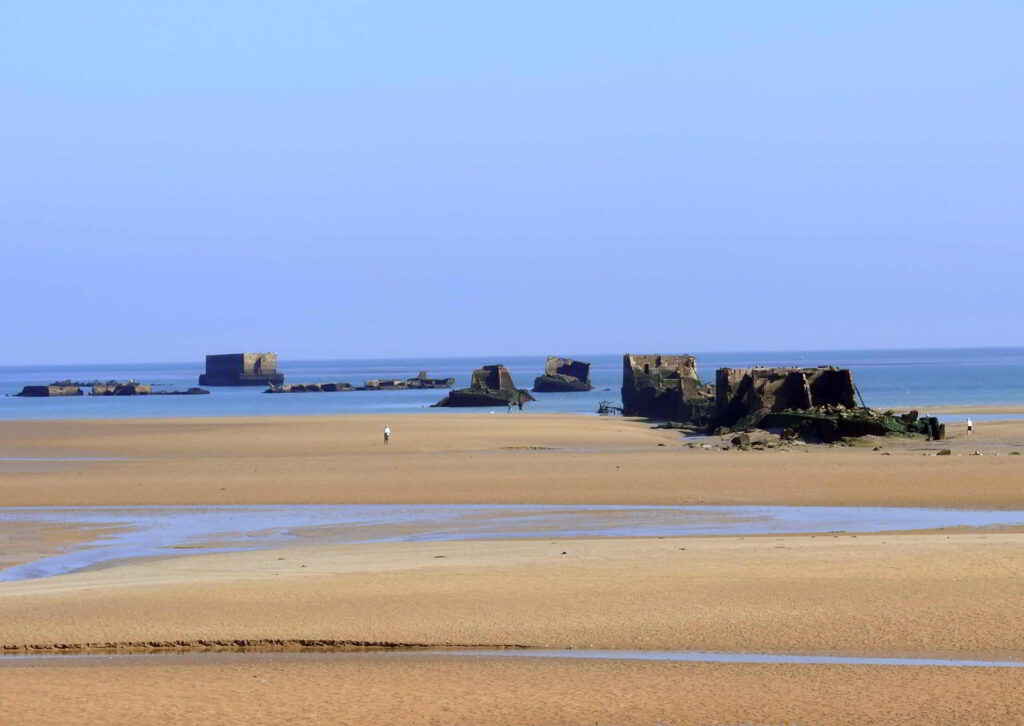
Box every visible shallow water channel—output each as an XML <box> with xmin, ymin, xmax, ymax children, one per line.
<box><xmin>2</xmin><ymin>647</ymin><xmax>1023</xmax><ymax>669</ymax></box>
<box><xmin>2</xmin><ymin>503</ymin><xmax>1023</xmax><ymax>582</ymax></box>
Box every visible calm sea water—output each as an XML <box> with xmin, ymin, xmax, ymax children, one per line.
<box><xmin>1</xmin><ymin>348</ymin><xmax>1022</xmax><ymax>421</ymax></box>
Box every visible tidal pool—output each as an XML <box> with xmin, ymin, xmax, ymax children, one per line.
<box><xmin>2</xmin><ymin>503</ymin><xmax>1022</xmax><ymax>582</ymax></box>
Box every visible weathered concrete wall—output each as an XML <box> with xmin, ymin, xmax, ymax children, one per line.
<box><xmin>199</xmin><ymin>352</ymin><xmax>285</xmax><ymax>386</ymax></box>
<box><xmin>544</xmin><ymin>357</ymin><xmax>590</xmax><ymax>380</ymax></box>
<box><xmin>621</xmin><ymin>354</ymin><xmax>713</xmax><ymax>420</ymax></box>
<box><xmin>715</xmin><ymin>366</ymin><xmax>856</xmax><ymax>427</ymax></box>
<box><xmin>534</xmin><ymin>357</ymin><xmax>592</xmax><ymax>392</ymax></box>
<box><xmin>713</xmin><ymin>366</ymin><xmax>943</xmax><ymax>441</ymax></box>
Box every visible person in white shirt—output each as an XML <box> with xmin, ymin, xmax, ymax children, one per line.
<box><xmin>384</xmin><ymin>425</ymin><xmax>391</xmax><ymax>445</ymax></box>
<box><xmin>966</xmin><ymin>418</ymin><xmax>973</xmax><ymax>436</ymax></box>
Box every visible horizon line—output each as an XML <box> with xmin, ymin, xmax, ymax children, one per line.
<box><xmin>3</xmin><ymin>345</ymin><xmax>1023</xmax><ymax>370</ymax></box>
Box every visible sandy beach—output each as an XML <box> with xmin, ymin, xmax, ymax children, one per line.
<box><xmin>2</xmin><ymin>413</ymin><xmax>1024</xmax><ymax>724</ymax></box>
<box><xmin>1</xmin><ymin>414</ymin><xmax>1022</xmax><ymax>508</ymax></box>
<box><xmin>4</xmin><ymin>652</ymin><xmax>1023</xmax><ymax>726</ymax></box>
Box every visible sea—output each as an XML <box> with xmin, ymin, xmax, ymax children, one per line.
<box><xmin>1</xmin><ymin>348</ymin><xmax>1023</xmax><ymax>422</ymax></box>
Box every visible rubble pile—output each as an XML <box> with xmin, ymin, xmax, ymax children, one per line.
<box><xmin>723</xmin><ymin>405</ymin><xmax>944</xmax><ymax>443</ymax></box>
<box><xmin>265</xmin><ymin>382</ymin><xmax>353</xmax><ymax>393</ymax></box>
<box><xmin>363</xmin><ymin>372</ymin><xmax>454</xmax><ymax>390</ymax></box>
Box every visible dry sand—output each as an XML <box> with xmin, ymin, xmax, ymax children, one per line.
<box><xmin>2</xmin><ymin>413</ymin><xmax>1024</xmax><ymax>724</ymax></box>
<box><xmin>3</xmin><ymin>652</ymin><xmax>1022</xmax><ymax>726</ymax></box>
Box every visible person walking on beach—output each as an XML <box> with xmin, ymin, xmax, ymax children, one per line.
<box><xmin>966</xmin><ymin>418</ymin><xmax>973</xmax><ymax>436</ymax></box>
<box><xmin>383</xmin><ymin>424</ymin><xmax>391</xmax><ymax>445</ymax></box>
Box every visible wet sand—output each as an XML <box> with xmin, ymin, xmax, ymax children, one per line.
<box><xmin>2</xmin><ymin>651</ymin><xmax>1023</xmax><ymax>726</ymax></box>
<box><xmin>3</xmin><ymin>532</ymin><xmax>1022</xmax><ymax>658</ymax></box>
<box><xmin>5</xmin><ymin>502</ymin><xmax>1024</xmax><ymax>580</ymax></box>
<box><xmin>0</xmin><ymin>520</ymin><xmax>124</xmax><ymax>572</ymax></box>
<box><xmin>1</xmin><ymin>414</ymin><xmax>1022</xmax><ymax>508</ymax></box>
<box><xmin>2</xmin><ymin>413</ymin><xmax>1024</xmax><ymax>724</ymax></box>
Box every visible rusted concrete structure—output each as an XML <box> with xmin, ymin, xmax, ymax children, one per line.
<box><xmin>533</xmin><ymin>357</ymin><xmax>592</xmax><ymax>392</ymax></box>
<box><xmin>621</xmin><ymin>354</ymin><xmax>715</xmax><ymax>421</ymax></box>
<box><xmin>15</xmin><ymin>385</ymin><xmax>83</xmax><ymax>397</ymax></box>
<box><xmin>715</xmin><ymin>366</ymin><xmax>857</xmax><ymax>428</ymax></box>
<box><xmin>433</xmin><ymin>364</ymin><xmax>534</xmax><ymax>407</ymax></box>
<box><xmin>199</xmin><ymin>353</ymin><xmax>284</xmax><ymax>386</ymax></box>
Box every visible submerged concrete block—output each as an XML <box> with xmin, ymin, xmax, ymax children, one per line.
<box><xmin>15</xmin><ymin>385</ymin><xmax>83</xmax><ymax>397</ymax></box>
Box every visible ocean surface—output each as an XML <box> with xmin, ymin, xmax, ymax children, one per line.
<box><xmin>1</xmin><ymin>348</ymin><xmax>1022</xmax><ymax>421</ymax></box>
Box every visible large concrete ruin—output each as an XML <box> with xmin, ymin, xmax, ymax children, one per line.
<box><xmin>533</xmin><ymin>357</ymin><xmax>592</xmax><ymax>392</ymax></box>
<box><xmin>621</xmin><ymin>354</ymin><xmax>715</xmax><ymax>422</ymax></box>
<box><xmin>621</xmin><ymin>356</ymin><xmax>943</xmax><ymax>441</ymax></box>
<box><xmin>199</xmin><ymin>353</ymin><xmax>284</xmax><ymax>387</ymax></box>
<box><xmin>433</xmin><ymin>364</ymin><xmax>535</xmax><ymax>407</ymax></box>
<box><xmin>715</xmin><ymin>367</ymin><xmax>857</xmax><ymax>428</ymax></box>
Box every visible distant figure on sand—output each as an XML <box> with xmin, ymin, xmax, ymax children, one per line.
<box><xmin>384</xmin><ymin>425</ymin><xmax>391</xmax><ymax>445</ymax></box>
<box><xmin>967</xmin><ymin>418</ymin><xmax>973</xmax><ymax>435</ymax></box>
<box><xmin>507</xmin><ymin>400</ymin><xmax>512</xmax><ymax>413</ymax></box>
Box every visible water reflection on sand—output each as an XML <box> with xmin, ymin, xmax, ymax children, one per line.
<box><xmin>2</xmin><ymin>503</ymin><xmax>1023</xmax><ymax>582</ymax></box>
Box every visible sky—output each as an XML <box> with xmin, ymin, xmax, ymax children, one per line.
<box><xmin>1</xmin><ymin>1</ymin><xmax>1021</xmax><ymax>364</ymax></box>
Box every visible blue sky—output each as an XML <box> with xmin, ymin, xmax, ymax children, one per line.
<box><xmin>2</xmin><ymin>1</ymin><xmax>1021</xmax><ymax>364</ymax></box>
